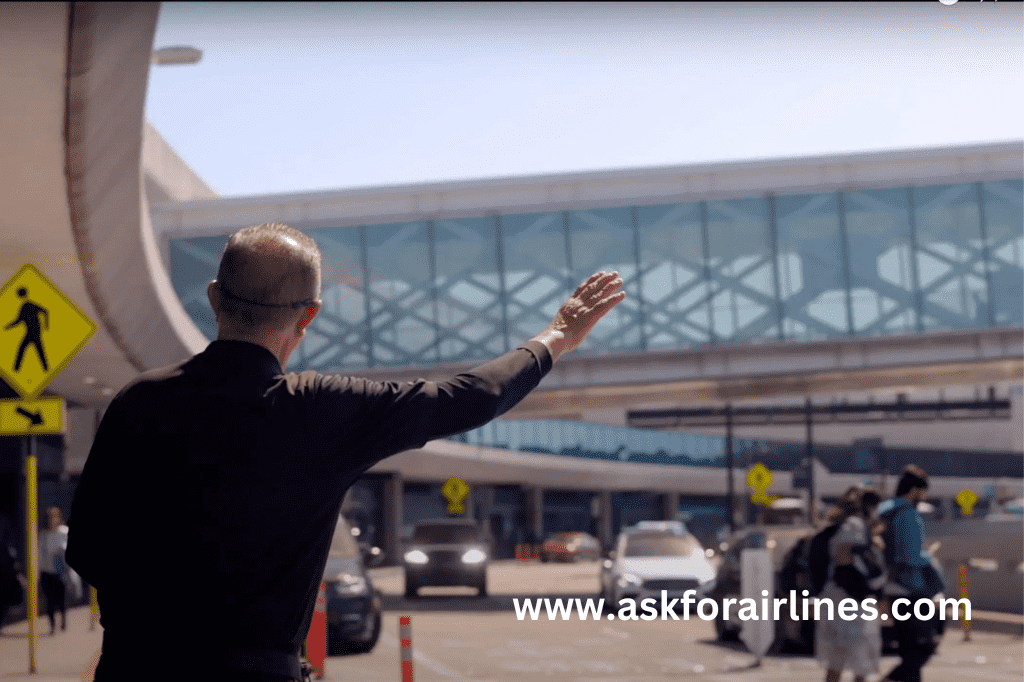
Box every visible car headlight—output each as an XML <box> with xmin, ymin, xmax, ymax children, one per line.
<box><xmin>333</xmin><ymin>572</ymin><xmax>368</xmax><ymax>596</ymax></box>
<box><xmin>461</xmin><ymin>548</ymin><xmax>487</xmax><ymax>564</ymax></box>
<box><xmin>404</xmin><ymin>549</ymin><xmax>428</xmax><ymax>565</ymax></box>
<box><xmin>617</xmin><ymin>573</ymin><xmax>643</xmax><ymax>589</ymax></box>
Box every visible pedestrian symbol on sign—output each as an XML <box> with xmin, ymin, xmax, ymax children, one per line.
<box><xmin>5</xmin><ymin>287</ymin><xmax>50</xmax><ymax>372</ymax></box>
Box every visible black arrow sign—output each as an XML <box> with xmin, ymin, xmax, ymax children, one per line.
<box><xmin>15</xmin><ymin>406</ymin><xmax>43</xmax><ymax>426</ymax></box>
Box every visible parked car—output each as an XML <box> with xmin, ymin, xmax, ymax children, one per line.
<box><xmin>403</xmin><ymin>518</ymin><xmax>490</xmax><ymax>597</ymax></box>
<box><xmin>707</xmin><ymin>524</ymin><xmax>813</xmax><ymax>644</ymax></box>
<box><xmin>711</xmin><ymin>524</ymin><xmax>902</xmax><ymax>655</ymax></box>
<box><xmin>599</xmin><ymin>528</ymin><xmax>716</xmax><ymax>611</ymax></box>
<box><xmin>322</xmin><ymin>515</ymin><xmax>383</xmax><ymax>654</ymax></box>
<box><xmin>540</xmin><ymin>531</ymin><xmax>601</xmax><ymax>563</ymax></box>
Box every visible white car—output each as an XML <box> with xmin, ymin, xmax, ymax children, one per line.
<box><xmin>600</xmin><ymin>529</ymin><xmax>716</xmax><ymax>611</ymax></box>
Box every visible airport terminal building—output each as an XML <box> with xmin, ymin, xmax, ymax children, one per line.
<box><xmin>140</xmin><ymin>138</ymin><xmax>1024</xmax><ymax>558</ymax></box>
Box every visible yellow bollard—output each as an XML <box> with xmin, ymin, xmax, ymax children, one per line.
<box><xmin>958</xmin><ymin>564</ymin><xmax>971</xmax><ymax>641</ymax></box>
<box><xmin>25</xmin><ymin>453</ymin><xmax>38</xmax><ymax>674</ymax></box>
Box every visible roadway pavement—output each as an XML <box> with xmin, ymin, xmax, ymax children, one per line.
<box><xmin>1</xmin><ymin>561</ymin><xmax>1020</xmax><ymax>682</ymax></box>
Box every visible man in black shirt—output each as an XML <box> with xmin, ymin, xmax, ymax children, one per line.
<box><xmin>66</xmin><ymin>222</ymin><xmax>624</xmax><ymax>681</ymax></box>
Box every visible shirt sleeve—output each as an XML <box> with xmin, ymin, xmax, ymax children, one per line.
<box><xmin>315</xmin><ymin>340</ymin><xmax>553</xmax><ymax>472</ymax></box>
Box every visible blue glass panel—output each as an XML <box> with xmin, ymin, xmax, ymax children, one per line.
<box><xmin>567</xmin><ymin>207</ymin><xmax>641</xmax><ymax>352</ymax></box>
<box><xmin>300</xmin><ymin>227</ymin><xmax>367</xmax><ymax>370</ymax></box>
<box><xmin>983</xmin><ymin>180</ymin><xmax>1023</xmax><ymax>326</ymax></box>
<box><xmin>364</xmin><ymin>221</ymin><xmax>436</xmax><ymax>365</ymax></box>
<box><xmin>705</xmin><ymin>197</ymin><xmax>779</xmax><ymax>341</ymax></box>
<box><xmin>168</xmin><ymin>235</ymin><xmax>227</xmax><ymax>342</ymax></box>
<box><xmin>433</xmin><ymin>216</ymin><xmax>506</xmax><ymax>362</ymax></box>
<box><xmin>776</xmin><ymin>192</ymin><xmax>849</xmax><ymax>339</ymax></box>
<box><xmin>913</xmin><ymin>183</ymin><xmax>989</xmax><ymax>329</ymax></box>
<box><xmin>637</xmin><ymin>202</ymin><xmax>710</xmax><ymax>348</ymax></box>
<box><xmin>500</xmin><ymin>211</ymin><xmax>571</xmax><ymax>348</ymax></box>
<box><xmin>843</xmin><ymin>188</ymin><xmax>918</xmax><ymax>335</ymax></box>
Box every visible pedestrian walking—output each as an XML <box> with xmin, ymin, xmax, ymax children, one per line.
<box><xmin>39</xmin><ymin>506</ymin><xmax>81</xmax><ymax>635</ymax></box>
<box><xmin>66</xmin><ymin>222</ymin><xmax>625</xmax><ymax>681</ymax></box>
<box><xmin>879</xmin><ymin>465</ymin><xmax>944</xmax><ymax>682</ymax></box>
<box><xmin>815</xmin><ymin>487</ymin><xmax>887</xmax><ymax>682</ymax></box>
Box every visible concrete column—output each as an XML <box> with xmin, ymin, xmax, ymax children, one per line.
<box><xmin>597</xmin><ymin>490</ymin><xmax>613</xmax><ymax>551</ymax></box>
<box><xmin>382</xmin><ymin>473</ymin><xmax>403</xmax><ymax>566</ymax></box>
<box><xmin>1010</xmin><ymin>385</ymin><xmax>1023</xmax><ymax>453</ymax></box>
<box><xmin>527</xmin><ymin>486</ymin><xmax>544</xmax><ymax>542</ymax></box>
<box><xmin>476</xmin><ymin>484</ymin><xmax>495</xmax><ymax>522</ymax></box>
<box><xmin>662</xmin><ymin>491</ymin><xmax>680</xmax><ymax>521</ymax></box>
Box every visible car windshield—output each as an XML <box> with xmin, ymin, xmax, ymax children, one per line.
<box><xmin>412</xmin><ymin>523</ymin><xmax>482</xmax><ymax>544</ymax></box>
<box><xmin>624</xmin><ymin>533</ymin><xmax>702</xmax><ymax>557</ymax></box>
<box><xmin>329</xmin><ymin>520</ymin><xmax>360</xmax><ymax>558</ymax></box>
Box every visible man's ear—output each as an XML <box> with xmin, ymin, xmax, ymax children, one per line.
<box><xmin>207</xmin><ymin>281</ymin><xmax>221</xmax><ymax>320</ymax></box>
<box><xmin>294</xmin><ymin>300</ymin><xmax>322</xmax><ymax>337</ymax></box>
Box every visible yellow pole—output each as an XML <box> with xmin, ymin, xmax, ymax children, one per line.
<box><xmin>959</xmin><ymin>564</ymin><xmax>971</xmax><ymax>641</ymax></box>
<box><xmin>25</xmin><ymin>451</ymin><xmax>38</xmax><ymax>674</ymax></box>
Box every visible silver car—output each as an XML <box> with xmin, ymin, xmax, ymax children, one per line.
<box><xmin>600</xmin><ymin>529</ymin><xmax>716</xmax><ymax>612</ymax></box>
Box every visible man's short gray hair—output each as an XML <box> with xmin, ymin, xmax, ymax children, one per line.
<box><xmin>214</xmin><ymin>223</ymin><xmax>322</xmax><ymax>333</ymax></box>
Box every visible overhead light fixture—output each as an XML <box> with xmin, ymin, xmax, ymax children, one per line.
<box><xmin>152</xmin><ymin>45</ymin><xmax>203</xmax><ymax>66</ymax></box>
<box><xmin>82</xmin><ymin>376</ymin><xmax>96</xmax><ymax>384</ymax></box>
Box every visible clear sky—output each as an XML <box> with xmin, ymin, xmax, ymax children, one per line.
<box><xmin>146</xmin><ymin>2</ymin><xmax>1023</xmax><ymax>198</ymax></box>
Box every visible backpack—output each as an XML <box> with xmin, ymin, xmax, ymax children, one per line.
<box><xmin>805</xmin><ymin>523</ymin><xmax>840</xmax><ymax>597</ymax></box>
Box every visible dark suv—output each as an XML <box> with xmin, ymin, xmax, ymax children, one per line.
<box><xmin>403</xmin><ymin>519</ymin><xmax>489</xmax><ymax>597</ymax></box>
<box><xmin>321</xmin><ymin>515</ymin><xmax>383</xmax><ymax>654</ymax></box>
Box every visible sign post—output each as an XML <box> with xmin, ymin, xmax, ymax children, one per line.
<box><xmin>25</xmin><ymin>447</ymin><xmax>38</xmax><ymax>673</ymax></box>
<box><xmin>0</xmin><ymin>263</ymin><xmax>96</xmax><ymax>673</ymax></box>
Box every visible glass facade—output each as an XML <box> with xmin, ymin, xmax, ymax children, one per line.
<box><xmin>451</xmin><ymin>419</ymin><xmax>1024</xmax><ymax>479</ymax></box>
<box><xmin>169</xmin><ymin>179</ymin><xmax>1023</xmax><ymax>370</ymax></box>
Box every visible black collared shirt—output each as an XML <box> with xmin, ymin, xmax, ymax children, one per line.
<box><xmin>67</xmin><ymin>339</ymin><xmax>551</xmax><ymax>660</ymax></box>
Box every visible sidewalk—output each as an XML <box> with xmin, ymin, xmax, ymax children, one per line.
<box><xmin>0</xmin><ymin>606</ymin><xmax>101</xmax><ymax>682</ymax></box>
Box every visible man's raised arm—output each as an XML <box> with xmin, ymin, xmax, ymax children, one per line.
<box><xmin>322</xmin><ymin>271</ymin><xmax>626</xmax><ymax>464</ymax></box>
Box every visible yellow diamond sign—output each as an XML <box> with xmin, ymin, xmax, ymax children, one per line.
<box><xmin>0</xmin><ymin>264</ymin><xmax>97</xmax><ymax>398</ymax></box>
<box><xmin>747</xmin><ymin>463</ymin><xmax>779</xmax><ymax>507</ymax></box>
<box><xmin>442</xmin><ymin>476</ymin><xmax>470</xmax><ymax>515</ymax></box>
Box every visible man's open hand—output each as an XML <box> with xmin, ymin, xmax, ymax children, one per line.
<box><xmin>532</xmin><ymin>271</ymin><xmax>626</xmax><ymax>361</ymax></box>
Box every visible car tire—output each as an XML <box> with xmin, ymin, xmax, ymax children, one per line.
<box><xmin>404</xmin><ymin>582</ymin><xmax>419</xmax><ymax>599</ymax></box>
<box><xmin>477</xmin><ymin>578</ymin><xmax>488</xmax><ymax>597</ymax></box>
<box><xmin>347</xmin><ymin>604</ymin><xmax>382</xmax><ymax>654</ymax></box>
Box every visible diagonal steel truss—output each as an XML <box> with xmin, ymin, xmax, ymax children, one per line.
<box><xmin>168</xmin><ymin>180</ymin><xmax>1022</xmax><ymax>373</ymax></box>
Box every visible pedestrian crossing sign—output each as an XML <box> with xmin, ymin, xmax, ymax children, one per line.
<box><xmin>0</xmin><ymin>264</ymin><xmax>97</xmax><ymax>398</ymax></box>
<box><xmin>0</xmin><ymin>397</ymin><xmax>66</xmax><ymax>435</ymax></box>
